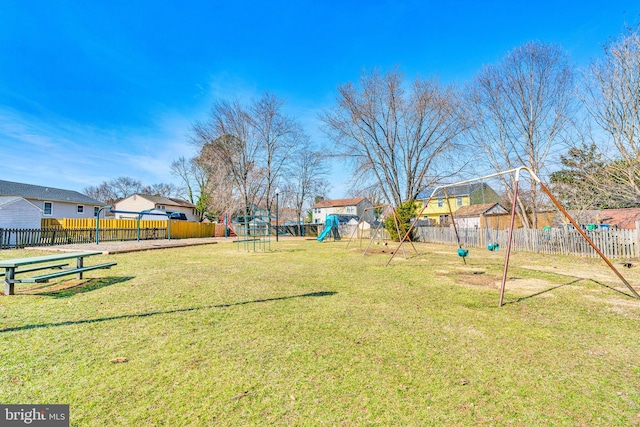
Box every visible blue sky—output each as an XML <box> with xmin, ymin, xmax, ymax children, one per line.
<box><xmin>1</xmin><ymin>0</ymin><xmax>639</xmax><ymax>199</ymax></box>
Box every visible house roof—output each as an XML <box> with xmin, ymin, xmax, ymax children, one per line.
<box><xmin>313</xmin><ymin>197</ymin><xmax>367</xmax><ymax>208</ymax></box>
<box><xmin>0</xmin><ymin>196</ymin><xmax>25</xmax><ymax>208</ymax></box>
<box><xmin>550</xmin><ymin>208</ymin><xmax>640</xmax><ymax>229</ymax></box>
<box><xmin>0</xmin><ymin>180</ymin><xmax>103</xmax><ymax>205</ymax></box>
<box><xmin>597</xmin><ymin>208</ymin><xmax>640</xmax><ymax>229</ymax></box>
<box><xmin>418</xmin><ymin>182</ymin><xmax>491</xmax><ymax>199</ymax></box>
<box><xmin>453</xmin><ymin>203</ymin><xmax>506</xmax><ymax>218</ymax></box>
<box><xmin>125</xmin><ymin>194</ymin><xmax>196</xmax><ymax>209</ymax></box>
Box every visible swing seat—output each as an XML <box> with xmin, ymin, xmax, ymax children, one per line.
<box><xmin>457</xmin><ymin>248</ymin><xmax>469</xmax><ymax>257</ymax></box>
<box><xmin>487</xmin><ymin>243</ymin><xmax>500</xmax><ymax>251</ymax></box>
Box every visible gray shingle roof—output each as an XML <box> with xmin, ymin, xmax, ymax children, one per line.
<box><xmin>417</xmin><ymin>182</ymin><xmax>490</xmax><ymax>199</ymax></box>
<box><xmin>133</xmin><ymin>194</ymin><xmax>196</xmax><ymax>208</ymax></box>
<box><xmin>0</xmin><ymin>180</ymin><xmax>103</xmax><ymax>205</ymax></box>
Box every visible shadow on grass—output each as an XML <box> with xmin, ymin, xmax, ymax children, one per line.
<box><xmin>505</xmin><ymin>277</ymin><xmax>636</xmax><ymax>305</ymax></box>
<box><xmin>19</xmin><ymin>276</ymin><xmax>134</xmax><ymax>298</ymax></box>
<box><xmin>0</xmin><ymin>291</ymin><xmax>337</xmax><ymax>333</ymax></box>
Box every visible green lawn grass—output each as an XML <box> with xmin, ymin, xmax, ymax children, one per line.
<box><xmin>1</xmin><ymin>240</ymin><xmax>640</xmax><ymax>426</ymax></box>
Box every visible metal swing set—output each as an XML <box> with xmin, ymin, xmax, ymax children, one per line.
<box><xmin>386</xmin><ymin>166</ymin><xmax>640</xmax><ymax>306</ymax></box>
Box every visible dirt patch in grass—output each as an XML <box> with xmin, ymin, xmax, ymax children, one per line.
<box><xmin>454</xmin><ymin>271</ymin><xmax>499</xmax><ymax>288</ymax></box>
<box><xmin>360</xmin><ymin>247</ymin><xmax>392</xmax><ymax>255</ymax></box>
<box><xmin>435</xmin><ymin>268</ymin><xmax>563</xmax><ymax>295</ymax></box>
<box><xmin>354</xmin><ymin>245</ymin><xmax>404</xmax><ymax>256</ymax></box>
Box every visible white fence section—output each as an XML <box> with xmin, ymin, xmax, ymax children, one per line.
<box><xmin>414</xmin><ymin>226</ymin><xmax>638</xmax><ymax>259</ymax></box>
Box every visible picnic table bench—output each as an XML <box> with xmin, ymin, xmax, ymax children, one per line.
<box><xmin>1</xmin><ymin>251</ymin><xmax>117</xmax><ymax>296</ymax></box>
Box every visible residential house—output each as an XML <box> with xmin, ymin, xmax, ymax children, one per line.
<box><xmin>112</xmin><ymin>194</ymin><xmax>199</xmax><ymax>222</ymax></box>
<box><xmin>311</xmin><ymin>198</ymin><xmax>375</xmax><ymax>224</ymax></box>
<box><xmin>0</xmin><ymin>196</ymin><xmax>42</xmax><ymax>229</ymax></box>
<box><xmin>0</xmin><ymin>179</ymin><xmax>105</xmax><ymax>221</ymax></box>
<box><xmin>453</xmin><ymin>203</ymin><xmax>508</xmax><ymax>228</ymax></box>
<box><xmin>417</xmin><ymin>183</ymin><xmax>500</xmax><ymax>225</ymax></box>
<box><xmin>550</xmin><ymin>208</ymin><xmax>640</xmax><ymax>230</ymax></box>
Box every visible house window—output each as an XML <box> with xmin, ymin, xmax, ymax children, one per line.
<box><xmin>44</xmin><ymin>202</ymin><xmax>52</xmax><ymax>216</ymax></box>
<box><xmin>457</xmin><ymin>197</ymin><xmax>463</xmax><ymax>207</ymax></box>
<box><xmin>94</xmin><ymin>207</ymin><xmax>99</xmax><ymax>217</ymax></box>
<box><xmin>437</xmin><ymin>199</ymin><xmax>443</xmax><ymax>208</ymax></box>
<box><xmin>158</xmin><ymin>205</ymin><xmax>166</xmax><ymax>210</ymax></box>
<box><xmin>77</xmin><ymin>205</ymin><xmax>84</xmax><ymax>214</ymax></box>
<box><xmin>346</xmin><ymin>206</ymin><xmax>354</xmax><ymax>213</ymax></box>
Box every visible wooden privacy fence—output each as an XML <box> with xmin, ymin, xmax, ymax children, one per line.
<box><xmin>41</xmin><ymin>218</ymin><xmax>217</xmax><ymax>240</ymax></box>
<box><xmin>414</xmin><ymin>226</ymin><xmax>639</xmax><ymax>259</ymax></box>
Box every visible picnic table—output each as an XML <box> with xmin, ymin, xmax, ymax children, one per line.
<box><xmin>1</xmin><ymin>251</ymin><xmax>117</xmax><ymax>296</ymax></box>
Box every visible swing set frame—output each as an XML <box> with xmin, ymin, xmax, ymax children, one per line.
<box><xmin>345</xmin><ymin>204</ymin><xmax>418</xmax><ymax>258</ymax></box>
<box><xmin>387</xmin><ymin>166</ymin><xmax>640</xmax><ymax>306</ymax></box>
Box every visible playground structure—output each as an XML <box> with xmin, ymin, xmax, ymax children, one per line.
<box><xmin>345</xmin><ymin>205</ymin><xmax>418</xmax><ymax>259</ymax></box>
<box><xmin>317</xmin><ymin>214</ymin><xmax>340</xmax><ymax>242</ymax></box>
<box><xmin>387</xmin><ymin>166</ymin><xmax>640</xmax><ymax>306</ymax></box>
<box><xmin>235</xmin><ymin>206</ymin><xmax>271</xmax><ymax>252</ymax></box>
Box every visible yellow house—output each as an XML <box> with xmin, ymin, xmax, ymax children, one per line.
<box><xmin>416</xmin><ymin>183</ymin><xmax>500</xmax><ymax>225</ymax></box>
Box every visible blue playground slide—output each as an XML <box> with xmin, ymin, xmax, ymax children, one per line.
<box><xmin>317</xmin><ymin>214</ymin><xmax>339</xmax><ymax>242</ymax></box>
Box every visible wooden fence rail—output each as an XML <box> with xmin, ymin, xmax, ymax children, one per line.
<box><xmin>414</xmin><ymin>226</ymin><xmax>638</xmax><ymax>259</ymax></box>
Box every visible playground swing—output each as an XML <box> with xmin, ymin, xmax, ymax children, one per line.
<box><xmin>457</xmin><ymin>212</ymin><xmax>471</xmax><ymax>258</ymax></box>
<box><xmin>387</xmin><ymin>166</ymin><xmax>640</xmax><ymax>307</ymax></box>
<box><xmin>443</xmin><ymin>187</ymin><xmax>469</xmax><ymax>263</ymax></box>
<box><xmin>478</xmin><ymin>180</ymin><xmax>500</xmax><ymax>252</ymax></box>
<box><xmin>486</xmin><ymin>214</ymin><xmax>500</xmax><ymax>252</ymax></box>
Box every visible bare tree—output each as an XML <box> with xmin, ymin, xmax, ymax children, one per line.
<box><xmin>191</xmin><ymin>93</ymin><xmax>306</xmax><ymax>219</ymax></box>
<box><xmin>320</xmin><ymin>68</ymin><xmax>467</xmax><ymax>206</ymax></box>
<box><xmin>284</xmin><ymin>136</ymin><xmax>330</xmax><ymax>226</ymax></box>
<box><xmin>581</xmin><ymin>27</ymin><xmax>640</xmax><ymax>204</ymax></box>
<box><xmin>109</xmin><ymin>176</ymin><xmax>144</xmax><ymax>200</ymax></box>
<box><xmin>171</xmin><ymin>157</ymin><xmax>197</xmax><ymax>203</ymax></box>
<box><xmin>83</xmin><ymin>182</ymin><xmax>115</xmax><ymax>205</ymax></box>
<box><xmin>141</xmin><ymin>183</ymin><xmax>179</xmax><ymax>198</ymax></box>
<box><xmin>466</xmin><ymin>41</ymin><xmax>575</xmax><ymax>228</ymax></box>
<box><xmin>252</xmin><ymin>92</ymin><xmax>300</xmax><ymax>212</ymax></box>
<box><xmin>83</xmin><ymin>176</ymin><xmax>143</xmax><ymax>206</ymax></box>
<box><xmin>171</xmin><ymin>156</ymin><xmax>214</xmax><ymax>221</ymax></box>
<box><xmin>192</xmin><ymin>100</ymin><xmax>266</xmax><ymax>216</ymax></box>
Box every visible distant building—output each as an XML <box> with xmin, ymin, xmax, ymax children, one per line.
<box><xmin>453</xmin><ymin>203</ymin><xmax>508</xmax><ymax>228</ymax></box>
<box><xmin>112</xmin><ymin>194</ymin><xmax>199</xmax><ymax>222</ymax></box>
<box><xmin>0</xmin><ymin>196</ymin><xmax>42</xmax><ymax>229</ymax></box>
<box><xmin>311</xmin><ymin>198</ymin><xmax>375</xmax><ymax>224</ymax></box>
<box><xmin>417</xmin><ymin>183</ymin><xmax>500</xmax><ymax>225</ymax></box>
<box><xmin>552</xmin><ymin>208</ymin><xmax>640</xmax><ymax>230</ymax></box>
<box><xmin>0</xmin><ymin>179</ymin><xmax>105</xmax><ymax>221</ymax></box>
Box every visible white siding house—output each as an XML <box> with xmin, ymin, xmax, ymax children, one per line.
<box><xmin>0</xmin><ymin>197</ymin><xmax>42</xmax><ymax>229</ymax></box>
<box><xmin>0</xmin><ymin>180</ymin><xmax>105</xmax><ymax>221</ymax></box>
<box><xmin>112</xmin><ymin>194</ymin><xmax>199</xmax><ymax>222</ymax></box>
<box><xmin>311</xmin><ymin>198</ymin><xmax>375</xmax><ymax>224</ymax></box>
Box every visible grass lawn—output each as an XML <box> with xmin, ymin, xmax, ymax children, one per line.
<box><xmin>1</xmin><ymin>239</ymin><xmax>640</xmax><ymax>426</ymax></box>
